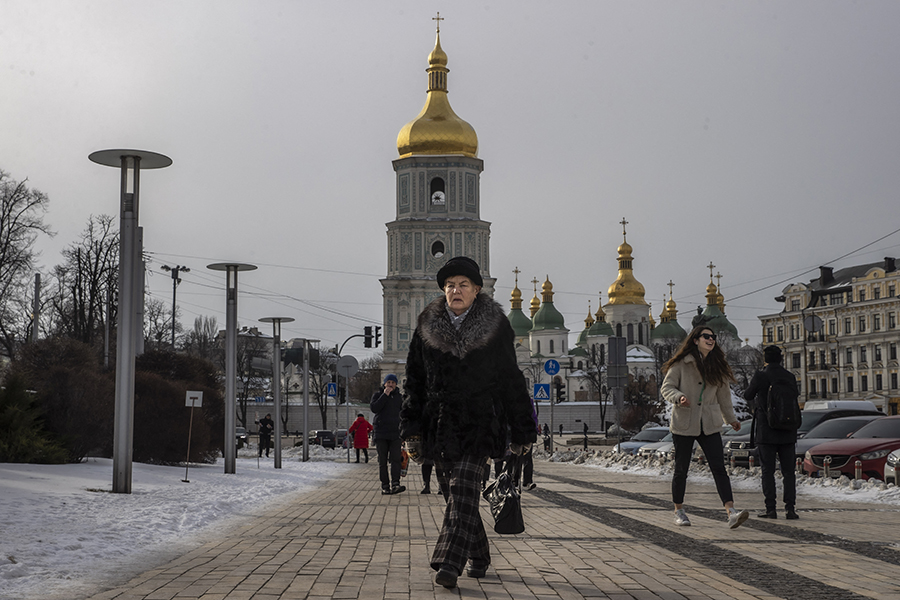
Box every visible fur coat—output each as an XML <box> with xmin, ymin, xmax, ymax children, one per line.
<box><xmin>400</xmin><ymin>293</ymin><xmax>537</xmax><ymax>461</ymax></box>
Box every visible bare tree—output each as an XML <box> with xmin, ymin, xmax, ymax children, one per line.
<box><xmin>143</xmin><ymin>296</ymin><xmax>182</xmax><ymax>352</ymax></box>
<box><xmin>47</xmin><ymin>214</ymin><xmax>117</xmax><ymax>348</ymax></box>
<box><xmin>213</xmin><ymin>327</ymin><xmax>270</xmax><ymax>429</ymax></box>
<box><xmin>182</xmin><ymin>315</ymin><xmax>218</xmax><ymax>361</ymax></box>
<box><xmin>350</xmin><ymin>354</ymin><xmax>383</xmax><ymax>402</ymax></box>
<box><xmin>0</xmin><ymin>170</ymin><xmax>54</xmax><ymax>359</ymax></box>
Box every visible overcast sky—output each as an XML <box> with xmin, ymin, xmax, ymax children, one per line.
<box><xmin>3</xmin><ymin>1</ymin><xmax>899</xmax><ymax>361</ymax></box>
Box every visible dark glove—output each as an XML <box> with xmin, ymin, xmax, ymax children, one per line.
<box><xmin>509</xmin><ymin>442</ymin><xmax>533</xmax><ymax>456</ymax></box>
<box><xmin>404</xmin><ymin>436</ymin><xmax>425</xmax><ymax>465</ymax></box>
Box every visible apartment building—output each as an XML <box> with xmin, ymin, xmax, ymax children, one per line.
<box><xmin>757</xmin><ymin>257</ymin><xmax>900</xmax><ymax>415</ymax></box>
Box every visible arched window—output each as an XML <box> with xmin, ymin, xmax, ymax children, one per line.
<box><xmin>627</xmin><ymin>323</ymin><xmax>634</xmax><ymax>344</ymax></box>
<box><xmin>550</xmin><ymin>340</ymin><xmax>555</xmax><ymax>354</ymax></box>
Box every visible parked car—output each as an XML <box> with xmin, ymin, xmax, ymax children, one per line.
<box><xmin>612</xmin><ymin>426</ymin><xmax>669</xmax><ymax>455</ymax></box>
<box><xmin>308</xmin><ymin>429</ymin><xmax>336</xmax><ymax>449</ymax></box>
<box><xmin>235</xmin><ymin>426</ymin><xmax>249</xmax><ymax>448</ymax></box>
<box><xmin>637</xmin><ymin>432</ymin><xmax>673</xmax><ymax>458</ymax></box>
<box><xmin>885</xmin><ymin>448</ymin><xmax>900</xmax><ymax>485</ymax></box>
<box><xmin>335</xmin><ymin>429</ymin><xmax>349</xmax><ymax>448</ymax></box>
<box><xmin>802</xmin><ymin>415</ymin><xmax>900</xmax><ymax>479</ymax></box>
<box><xmin>797</xmin><ymin>406</ymin><xmax>884</xmax><ymax>439</ymax></box>
<box><xmin>794</xmin><ymin>415</ymin><xmax>884</xmax><ymax>463</ymax></box>
<box><xmin>720</xmin><ymin>421</ymin><xmax>755</xmax><ymax>466</ymax></box>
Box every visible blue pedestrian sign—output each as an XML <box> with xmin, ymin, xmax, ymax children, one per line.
<box><xmin>544</xmin><ymin>359</ymin><xmax>560</xmax><ymax>375</ymax></box>
<box><xmin>327</xmin><ymin>382</ymin><xmax>337</xmax><ymax>398</ymax></box>
<box><xmin>534</xmin><ymin>383</ymin><xmax>550</xmax><ymax>401</ymax></box>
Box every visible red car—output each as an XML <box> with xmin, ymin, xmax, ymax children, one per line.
<box><xmin>802</xmin><ymin>415</ymin><xmax>900</xmax><ymax>480</ymax></box>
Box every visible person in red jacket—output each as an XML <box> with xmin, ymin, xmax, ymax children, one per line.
<box><xmin>348</xmin><ymin>413</ymin><xmax>373</xmax><ymax>463</ymax></box>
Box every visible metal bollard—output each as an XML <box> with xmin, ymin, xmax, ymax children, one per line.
<box><xmin>824</xmin><ymin>456</ymin><xmax>832</xmax><ymax>478</ymax></box>
<box><xmin>748</xmin><ymin>455</ymin><xmax>755</xmax><ymax>469</ymax></box>
<box><xmin>796</xmin><ymin>457</ymin><xmax>803</xmax><ymax>474</ymax></box>
<box><xmin>730</xmin><ymin>455</ymin><xmax>735</xmax><ymax>470</ymax></box>
<box><xmin>855</xmin><ymin>460</ymin><xmax>862</xmax><ymax>480</ymax></box>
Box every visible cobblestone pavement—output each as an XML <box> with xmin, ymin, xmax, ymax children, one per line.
<box><xmin>87</xmin><ymin>460</ymin><xmax>900</xmax><ymax>600</ymax></box>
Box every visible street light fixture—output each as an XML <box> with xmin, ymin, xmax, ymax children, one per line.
<box><xmin>161</xmin><ymin>265</ymin><xmax>190</xmax><ymax>350</ymax></box>
<box><xmin>89</xmin><ymin>149</ymin><xmax>172</xmax><ymax>494</ymax></box>
<box><xmin>260</xmin><ymin>317</ymin><xmax>294</xmax><ymax>469</ymax></box>
<box><xmin>208</xmin><ymin>262</ymin><xmax>257</xmax><ymax>474</ymax></box>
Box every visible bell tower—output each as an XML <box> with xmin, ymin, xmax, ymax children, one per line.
<box><xmin>380</xmin><ymin>17</ymin><xmax>495</xmax><ymax>371</ymax></box>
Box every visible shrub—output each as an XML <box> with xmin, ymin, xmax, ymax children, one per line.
<box><xmin>0</xmin><ymin>375</ymin><xmax>68</xmax><ymax>463</ymax></box>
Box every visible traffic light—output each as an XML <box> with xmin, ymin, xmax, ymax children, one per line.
<box><xmin>364</xmin><ymin>326</ymin><xmax>373</xmax><ymax>348</ymax></box>
<box><xmin>374</xmin><ymin>325</ymin><xmax>381</xmax><ymax>347</ymax></box>
<box><xmin>556</xmin><ymin>379</ymin><xmax>566</xmax><ymax>403</ymax></box>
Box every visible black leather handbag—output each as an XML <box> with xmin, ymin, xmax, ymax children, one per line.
<box><xmin>482</xmin><ymin>454</ymin><xmax>525</xmax><ymax>534</ymax></box>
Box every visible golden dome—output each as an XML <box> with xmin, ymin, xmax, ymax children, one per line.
<box><xmin>607</xmin><ymin>223</ymin><xmax>647</xmax><ymax>306</ymax></box>
<box><xmin>397</xmin><ymin>30</ymin><xmax>478</xmax><ymax>158</ymax></box>
<box><xmin>510</xmin><ymin>267</ymin><xmax>523</xmax><ymax>310</ymax></box>
<box><xmin>529</xmin><ymin>277</ymin><xmax>541</xmax><ymax>317</ymax></box>
<box><xmin>584</xmin><ymin>303</ymin><xmax>595</xmax><ymax>328</ymax></box>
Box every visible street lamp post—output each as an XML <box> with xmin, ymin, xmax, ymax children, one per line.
<box><xmin>208</xmin><ymin>262</ymin><xmax>257</xmax><ymax>474</ymax></box>
<box><xmin>161</xmin><ymin>265</ymin><xmax>190</xmax><ymax>350</ymax></box>
<box><xmin>89</xmin><ymin>149</ymin><xmax>172</xmax><ymax>494</ymax></box>
<box><xmin>260</xmin><ymin>317</ymin><xmax>294</xmax><ymax>469</ymax></box>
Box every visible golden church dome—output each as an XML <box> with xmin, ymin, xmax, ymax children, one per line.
<box><xmin>607</xmin><ymin>222</ymin><xmax>647</xmax><ymax>306</ymax></box>
<box><xmin>396</xmin><ymin>30</ymin><xmax>478</xmax><ymax>158</ymax></box>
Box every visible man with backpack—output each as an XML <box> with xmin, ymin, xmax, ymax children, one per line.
<box><xmin>743</xmin><ymin>346</ymin><xmax>801</xmax><ymax>520</ymax></box>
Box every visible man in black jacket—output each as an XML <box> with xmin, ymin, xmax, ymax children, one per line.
<box><xmin>256</xmin><ymin>413</ymin><xmax>274</xmax><ymax>458</ymax></box>
<box><xmin>371</xmin><ymin>374</ymin><xmax>405</xmax><ymax>496</ymax></box>
<box><xmin>743</xmin><ymin>346</ymin><xmax>800</xmax><ymax>519</ymax></box>
<box><xmin>401</xmin><ymin>256</ymin><xmax>537</xmax><ymax>589</ymax></box>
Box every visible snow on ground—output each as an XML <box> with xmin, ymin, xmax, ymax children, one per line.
<box><xmin>3</xmin><ymin>447</ymin><xmax>900</xmax><ymax>600</ymax></box>
<box><xmin>0</xmin><ymin>445</ymin><xmax>354</xmax><ymax>600</ymax></box>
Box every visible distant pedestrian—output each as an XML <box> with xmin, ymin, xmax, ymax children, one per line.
<box><xmin>371</xmin><ymin>374</ymin><xmax>406</xmax><ymax>495</ymax></box>
<box><xmin>559</xmin><ymin>423</ymin><xmax>563</xmax><ymax>437</ymax></box>
<box><xmin>743</xmin><ymin>345</ymin><xmax>800</xmax><ymax>520</ymax></box>
<box><xmin>256</xmin><ymin>413</ymin><xmax>274</xmax><ymax>458</ymax></box>
<box><xmin>401</xmin><ymin>256</ymin><xmax>536</xmax><ymax>589</ymax></box>
<box><xmin>348</xmin><ymin>413</ymin><xmax>373</xmax><ymax>464</ymax></box>
<box><xmin>542</xmin><ymin>423</ymin><xmax>549</xmax><ymax>437</ymax></box>
<box><xmin>661</xmin><ymin>325</ymin><xmax>749</xmax><ymax>529</ymax></box>
<box><xmin>583</xmin><ymin>422</ymin><xmax>589</xmax><ymax>451</ymax></box>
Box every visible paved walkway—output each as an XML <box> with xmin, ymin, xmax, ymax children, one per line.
<box><xmin>88</xmin><ymin>459</ymin><xmax>900</xmax><ymax>600</ymax></box>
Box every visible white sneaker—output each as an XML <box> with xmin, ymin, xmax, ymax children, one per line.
<box><xmin>727</xmin><ymin>508</ymin><xmax>749</xmax><ymax>529</ymax></box>
<box><xmin>674</xmin><ymin>509</ymin><xmax>691</xmax><ymax>526</ymax></box>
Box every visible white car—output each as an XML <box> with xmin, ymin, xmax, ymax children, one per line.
<box><xmin>885</xmin><ymin>448</ymin><xmax>900</xmax><ymax>485</ymax></box>
<box><xmin>637</xmin><ymin>432</ymin><xmax>673</xmax><ymax>458</ymax></box>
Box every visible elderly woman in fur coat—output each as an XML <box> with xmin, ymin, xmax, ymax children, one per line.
<box><xmin>401</xmin><ymin>256</ymin><xmax>537</xmax><ymax>590</ymax></box>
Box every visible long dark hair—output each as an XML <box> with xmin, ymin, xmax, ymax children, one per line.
<box><xmin>662</xmin><ymin>325</ymin><xmax>735</xmax><ymax>386</ymax></box>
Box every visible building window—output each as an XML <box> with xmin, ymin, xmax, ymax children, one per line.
<box><xmin>831</xmin><ymin>377</ymin><xmax>839</xmax><ymax>394</ymax></box>
<box><xmin>875</xmin><ymin>345</ymin><xmax>882</xmax><ymax>362</ymax></box>
<box><xmin>820</xmin><ymin>350</ymin><xmax>826</xmax><ymax>367</ymax></box>
<box><xmin>861</xmin><ymin>375</ymin><xmax>868</xmax><ymax>392</ymax></box>
<box><xmin>829</xmin><ymin>319</ymin><xmax>836</xmax><ymax>335</ymax></box>
<box><xmin>846</xmin><ymin>348</ymin><xmax>853</xmax><ymax>364</ymax></box>
<box><xmin>791</xmin><ymin>324</ymin><xmax>798</xmax><ymax>340</ymax></box>
<box><xmin>891</xmin><ymin>343</ymin><xmax>897</xmax><ymax>360</ymax></box>
<box><xmin>890</xmin><ymin>313</ymin><xmax>897</xmax><ymax>329</ymax></box>
<box><xmin>766</xmin><ymin>327</ymin><xmax>774</xmax><ymax>343</ymax></box>
<box><xmin>809</xmin><ymin>380</ymin><xmax>816</xmax><ymax>396</ymax></box>
<box><xmin>792</xmin><ymin>353</ymin><xmax>801</xmax><ymax>369</ymax></box>
<box><xmin>874</xmin><ymin>286</ymin><xmax>881</xmax><ymax>300</ymax></box>
<box><xmin>809</xmin><ymin>351</ymin><xmax>816</xmax><ymax>369</ymax></box>
<box><xmin>847</xmin><ymin>376</ymin><xmax>854</xmax><ymax>393</ymax></box>
<box><xmin>777</xmin><ymin>326</ymin><xmax>784</xmax><ymax>342</ymax></box>
<box><xmin>874</xmin><ymin>315</ymin><xmax>881</xmax><ymax>331</ymax></box>
<box><xmin>861</xmin><ymin>346</ymin><xmax>867</xmax><ymax>363</ymax></box>
<box><xmin>820</xmin><ymin>378</ymin><xmax>827</xmax><ymax>398</ymax></box>
<box><xmin>845</xmin><ymin>318</ymin><xmax>852</xmax><ymax>334</ymax></box>
<box><xmin>859</xmin><ymin>289</ymin><xmax>866</xmax><ymax>302</ymax></box>
<box><xmin>830</xmin><ymin>293</ymin><xmax>844</xmax><ymax>305</ymax></box>
<box><xmin>892</xmin><ymin>373</ymin><xmax>898</xmax><ymax>390</ymax></box>
<box><xmin>831</xmin><ymin>349</ymin><xmax>838</xmax><ymax>365</ymax></box>
<box><xmin>536</xmin><ymin>340</ymin><xmax>541</xmax><ymax>354</ymax></box>
<box><xmin>876</xmin><ymin>374</ymin><xmax>883</xmax><ymax>391</ymax></box>
<box><xmin>890</xmin><ymin>284</ymin><xmax>896</xmax><ymax>297</ymax></box>
<box><xmin>859</xmin><ymin>316</ymin><xmax>866</xmax><ymax>333</ymax></box>
<box><xmin>550</xmin><ymin>340</ymin><xmax>555</xmax><ymax>354</ymax></box>
<box><xmin>791</xmin><ymin>300</ymin><xmax>801</xmax><ymax>312</ymax></box>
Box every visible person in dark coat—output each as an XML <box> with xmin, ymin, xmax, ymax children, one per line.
<box><xmin>348</xmin><ymin>413</ymin><xmax>373</xmax><ymax>463</ymax></box>
<box><xmin>256</xmin><ymin>413</ymin><xmax>274</xmax><ymax>458</ymax></box>
<box><xmin>743</xmin><ymin>345</ymin><xmax>800</xmax><ymax>519</ymax></box>
<box><xmin>401</xmin><ymin>256</ymin><xmax>537</xmax><ymax>589</ymax></box>
<box><xmin>371</xmin><ymin>374</ymin><xmax>406</xmax><ymax>495</ymax></box>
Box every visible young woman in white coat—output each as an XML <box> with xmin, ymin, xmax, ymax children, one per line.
<box><xmin>661</xmin><ymin>325</ymin><xmax>749</xmax><ymax>529</ymax></box>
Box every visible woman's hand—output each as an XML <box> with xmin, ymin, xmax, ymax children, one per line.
<box><xmin>730</xmin><ymin>421</ymin><xmax>740</xmax><ymax>431</ymax></box>
<box><xmin>677</xmin><ymin>396</ymin><xmax>689</xmax><ymax>407</ymax></box>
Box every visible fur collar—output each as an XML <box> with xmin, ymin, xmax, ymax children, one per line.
<box><xmin>417</xmin><ymin>293</ymin><xmax>506</xmax><ymax>358</ymax></box>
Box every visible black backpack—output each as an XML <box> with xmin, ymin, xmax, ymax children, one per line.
<box><xmin>766</xmin><ymin>378</ymin><xmax>801</xmax><ymax>431</ymax></box>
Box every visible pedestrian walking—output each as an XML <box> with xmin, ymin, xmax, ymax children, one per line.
<box><xmin>743</xmin><ymin>345</ymin><xmax>801</xmax><ymax>519</ymax></box>
<box><xmin>661</xmin><ymin>325</ymin><xmax>749</xmax><ymax>529</ymax></box>
<box><xmin>371</xmin><ymin>374</ymin><xmax>406</xmax><ymax>495</ymax></box>
<box><xmin>401</xmin><ymin>256</ymin><xmax>537</xmax><ymax>589</ymax></box>
<box><xmin>256</xmin><ymin>413</ymin><xmax>274</xmax><ymax>458</ymax></box>
<box><xmin>348</xmin><ymin>413</ymin><xmax>373</xmax><ymax>464</ymax></box>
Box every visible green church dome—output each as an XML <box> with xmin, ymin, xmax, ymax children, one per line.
<box><xmin>531</xmin><ymin>277</ymin><xmax>566</xmax><ymax>331</ymax></box>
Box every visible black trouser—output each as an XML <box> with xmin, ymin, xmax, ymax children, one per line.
<box><xmin>355</xmin><ymin>448</ymin><xmax>369</xmax><ymax>462</ymax></box>
<box><xmin>375</xmin><ymin>438</ymin><xmax>402</xmax><ymax>488</ymax></box>
<box><xmin>522</xmin><ymin>451</ymin><xmax>534</xmax><ymax>485</ymax></box>
<box><xmin>758</xmin><ymin>443</ymin><xmax>796</xmax><ymax>511</ymax></box>
<box><xmin>259</xmin><ymin>434</ymin><xmax>271</xmax><ymax>456</ymax></box>
<box><xmin>672</xmin><ymin>431</ymin><xmax>733</xmax><ymax>506</ymax></box>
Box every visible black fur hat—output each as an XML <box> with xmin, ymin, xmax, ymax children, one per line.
<box><xmin>436</xmin><ymin>256</ymin><xmax>484</xmax><ymax>289</ymax></box>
